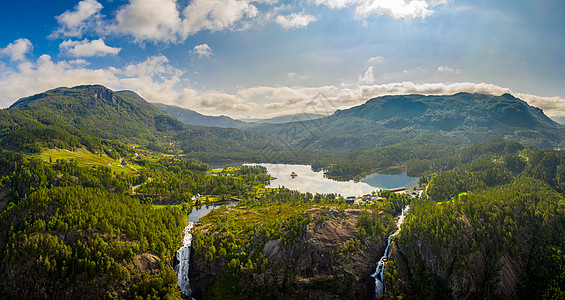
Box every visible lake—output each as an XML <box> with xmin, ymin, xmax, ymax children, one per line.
<box><xmin>254</xmin><ymin>163</ymin><xmax>418</xmax><ymax>197</ymax></box>
<box><xmin>188</xmin><ymin>202</ymin><xmax>237</xmax><ymax>223</ymax></box>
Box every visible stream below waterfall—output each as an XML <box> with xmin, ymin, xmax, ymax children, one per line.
<box><xmin>371</xmin><ymin>205</ymin><xmax>409</xmax><ymax>299</ymax></box>
<box><xmin>175</xmin><ymin>222</ymin><xmax>194</xmax><ymax>296</ymax></box>
<box><xmin>174</xmin><ymin>202</ymin><xmax>237</xmax><ymax>298</ymax></box>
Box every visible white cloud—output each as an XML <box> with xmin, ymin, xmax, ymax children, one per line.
<box><xmin>53</xmin><ymin>0</ymin><xmax>103</xmax><ymax>37</ymax></box>
<box><xmin>355</xmin><ymin>0</ymin><xmax>433</xmax><ymax>19</ymax></box>
<box><xmin>193</xmin><ymin>44</ymin><xmax>213</xmax><ymax>58</ymax></box>
<box><xmin>0</xmin><ymin>52</ymin><xmax>252</xmax><ymax>113</ymax></box>
<box><xmin>437</xmin><ymin>65</ymin><xmax>461</xmax><ymax>74</ymax></box>
<box><xmin>60</xmin><ymin>39</ymin><xmax>121</xmax><ymax>57</ymax></box>
<box><xmin>0</xmin><ymin>38</ymin><xmax>32</xmax><ymax>62</ymax></box>
<box><xmin>275</xmin><ymin>12</ymin><xmax>317</xmax><ymax>29</ymax></box>
<box><xmin>368</xmin><ymin>56</ymin><xmax>384</xmax><ymax>64</ymax></box>
<box><xmin>50</xmin><ymin>0</ymin><xmax>265</xmax><ymax>43</ymax></box>
<box><xmin>286</xmin><ymin>72</ymin><xmax>310</xmax><ymax>81</ymax></box>
<box><xmin>358</xmin><ymin>66</ymin><xmax>375</xmax><ymax>85</ymax></box>
<box><xmin>113</xmin><ymin>0</ymin><xmax>181</xmax><ymax>43</ymax></box>
<box><xmin>315</xmin><ymin>0</ymin><xmax>450</xmax><ymax>19</ymax></box>
<box><xmin>180</xmin><ymin>0</ymin><xmax>259</xmax><ymax>36</ymax></box>
<box><xmin>312</xmin><ymin>0</ymin><xmax>350</xmax><ymax>9</ymax></box>
<box><xmin>121</xmin><ymin>55</ymin><xmax>182</xmax><ymax>79</ymax></box>
<box><xmin>0</xmin><ymin>54</ymin><xmax>118</xmax><ymax>106</ymax></box>
<box><xmin>200</xmin><ymin>92</ymin><xmax>253</xmax><ymax>112</ymax></box>
<box><xmin>2</xmin><ymin>46</ymin><xmax>565</xmax><ymax>118</ymax></box>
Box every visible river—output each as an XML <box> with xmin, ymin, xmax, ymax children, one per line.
<box><xmin>371</xmin><ymin>205</ymin><xmax>410</xmax><ymax>298</ymax></box>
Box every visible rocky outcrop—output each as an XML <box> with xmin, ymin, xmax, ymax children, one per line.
<box><xmin>191</xmin><ymin>207</ymin><xmax>391</xmax><ymax>299</ymax></box>
<box><xmin>134</xmin><ymin>253</ymin><xmax>161</xmax><ymax>274</ymax></box>
<box><xmin>388</xmin><ymin>211</ymin><xmax>530</xmax><ymax>299</ymax></box>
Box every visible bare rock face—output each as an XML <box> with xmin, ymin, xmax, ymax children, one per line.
<box><xmin>389</xmin><ymin>211</ymin><xmax>529</xmax><ymax>299</ymax></box>
<box><xmin>496</xmin><ymin>255</ymin><xmax>525</xmax><ymax>297</ymax></box>
<box><xmin>134</xmin><ymin>253</ymin><xmax>161</xmax><ymax>274</ymax></box>
<box><xmin>261</xmin><ymin>208</ymin><xmax>382</xmax><ymax>290</ymax></box>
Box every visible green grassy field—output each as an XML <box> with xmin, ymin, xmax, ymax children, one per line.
<box><xmin>33</xmin><ymin>148</ymin><xmax>141</xmax><ymax>175</ymax></box>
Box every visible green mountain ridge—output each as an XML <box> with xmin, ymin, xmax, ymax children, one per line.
<box><xmin>252</xmin><ymin>93</ymin><xmax>564</xmax><ymax>150</ymax></box>
<box><xmin>6</xmin><ymin>85</ymin><xmax>277</xmax><ymax>155</ymax></box>
<box><xmin>153</xmin><ymin>103</ymin><xmax>248</xmax><ymax>129</ymax></box>
<box><xmin>10</xmin><ymin>85</ymin><xmax>184</xmax><ymax>141</ymax></box>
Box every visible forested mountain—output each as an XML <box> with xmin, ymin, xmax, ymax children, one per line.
<box><xmin>252</xmin><ymin>93</ymin><xmax>564</xmax><ymax>150</ymax></box>
<box><xmin>385</xmin><ymin>149</ymin><xmax>565</xmax><ymax>299</ymax></box>
<box><xmin>10</xmin><ymin>85</ymin><xmax>184</xmax><ymax>141</ymax></box>
<box><xmin>5</xmin><ymin>85</ymin><xmax>276</xmax><ymax>154</ymax></box>
<box><xmin>240</xmin><ymin>113</ymin><xmax>326</xmax><ymax>125</ymax></box>
<box><xmin>153</xmin><ymin>103</ymin><xmax>248</xmax><ymax>129</ymax></box>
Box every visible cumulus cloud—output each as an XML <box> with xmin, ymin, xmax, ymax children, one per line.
<box><xmin>275</xmin><ymin>12</ymin><xmax>317</xmax><ymax>29</ymax></box>
<box><xmin>287</xmin><ymin>72</ymin><xmax>310</xmax><ymax>81</ymax></box>
<box><xmin>368</xmin><ymin>56</ymin><xmax>385</xmax><ymax>64</ymax></box>
<box><xmin>0</xmin><ymin>54</ymin><xmax>117</xmax><ymax>106</ymax></box>
<box><xmin>0</xmin><ymin>38</ymin><xmax>32</xmax><ymax>61</ymax></box>
<box><xmin>180</xmin><ymin>0</ymin><xmax>259</xmax><ymax>36</ymax></box>
<box><xmin>50</xmin><ymin>0</ymin><xmax>264</xmax><ymax>43</ymax></box>
<box><xmin>200</xmin><ymin>92</ymin><xmax>253</xmax><ymax>112</ymax></box>
<box><xmin>0</xmin><ymin>52</ymin><xmax>253</xmax><ymax>113</ymax></box>
<box><xmin>193</xmin><ymin>44</ymin><xmax>213</xmax><ymax>58</ymax></box>
<box><xmin>437</xmin><ymin>65</ymin><xmax>461</xmax><ymax>74</ymax></box>
<box><xmin>2</xmin><ymin>45</ymin><xmax>564</xmax><ymax>118</ymax></box>
<box><xmin>52</xmin><ymin>0</ymin><xmax>103</xmax><ymax>37</ymax></box>
<box><xmin>314</xmin><ymin>0</ymin><xmax>450</xmax><ymax>19</ymax></box>
<box><xmin>358</xmin><ymin>66</ymin><xmax>375</xmax><ymax>85</ymax></box>
<box><xmin>113</xmin><ymin>0</ymin><xmax>181</xmax><ymax>43</ymax></box>
<box><xmin>60</xmin><ymin>39</ymin><xmax>121</xmax><ymax>57</ymax></box>
<box><xmin>312</xmin><ymin>0</ymin><xmax>350</xmax><ymax>9</ymax></box>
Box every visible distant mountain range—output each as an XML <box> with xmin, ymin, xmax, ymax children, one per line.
<box><xmin>153</xmin><ymin>103</ymin><xmax>248</xmax><ymax>129</ymax></box>
<box><xmin>4</xmin><ymin>85</ymin><xmax>563</xmax><ymax>155</ymax></box>
<box><xmin>239</xmin><ymin>113</ymin><xmax>327</xmax><ymax>125</ymax></box>
<box><xmin>250</xmin><ymin>93</ymin><xmax>564</xmax><ymax>149</ymax></box>
<box><xmin>153</xmin><ymin>103</ymin><xmax>326</xmax><ymax>128</ymax></box>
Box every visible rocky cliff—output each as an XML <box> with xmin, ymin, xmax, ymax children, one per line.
<box><xmin>190</xmin><ymin>207</ymin><xmax>392</xmax><ymax>299</ymax></box>
<box><xmin>386</xmin><ymin>210</ymin><xmax>531</xmax><ymax>299</ymax></box>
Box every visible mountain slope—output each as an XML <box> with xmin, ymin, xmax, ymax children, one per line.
<box><xmin>252</xmin><ymin>93</ymin><xmax>564</xmax><ymax>149</ymax></box>
<box><xmin>6</xmin><ymin>85</ymin><xmax>276</xmax><ymax>154</ymax></box>
<box><xmin>240</xmin><ymin>113</ymin><xmax>326</xmax><ymax>125</ymax></box>
<box><xmin>10</xmin><ymin>85</ymin><xmax>185</xmax><ymax>141</ymax></box>
<box><xmin>153</xmin><ymin>103</ymin><xmax>248</xmax><ymax>129</ymax></box>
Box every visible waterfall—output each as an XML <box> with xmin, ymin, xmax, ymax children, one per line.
<box><xmin>371</xmin><ymin>205</ymin><xmax>409</xmax><ymax>298</ymax></box>
<box><xmin>175</xmin><ymin>221</ymin><xmax>194</xmax><ymax>297</ymax></box>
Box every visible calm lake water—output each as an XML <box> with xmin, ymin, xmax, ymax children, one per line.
<box><xmin>188</xmin><ymin>202</ymin><xmax>237</xmax><ymax>223</ymax></box>
<box><xmin>255</xmin><ymin>164</ymin><xmax>418</xmax><ymax>197</ymax></box>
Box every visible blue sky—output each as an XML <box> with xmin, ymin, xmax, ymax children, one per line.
<box><xmin>1</xmin><ymin>0</ymin><xmax>564</xmax><ymax>118</ymax></box>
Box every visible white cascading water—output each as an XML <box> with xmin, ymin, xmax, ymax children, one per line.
<box><xmin>371</xmin><ymin>205</ymin><xmax>409</xmax><ymax>298</ymax></box>
<box><xmin>175</xmin><ymin>221</ymin><xmax>194</xmax><ymax>297</ymax></box>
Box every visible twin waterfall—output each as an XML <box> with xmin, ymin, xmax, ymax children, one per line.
<box><xmin>175</xmin><ymin>221</ymin><xmax>194</xmax><ymax>297</ymax></box>
<box><xmin>174</xmin><ymin>204</ymin><xmax>409</xmax><ymax>299</ymax></box>
<box><xmin>371</xmin><ymin>206</ymin><xmax>409</xmax><ymax>299</ymax></box>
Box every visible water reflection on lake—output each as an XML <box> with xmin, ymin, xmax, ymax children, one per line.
<box><xmin>255</xmin><ymin>164</ymin><xmax>418</xmax><ymax>197</ymax></box>
<box><xmin>188</xmin><ymin>202</ymin><xmax>236</xmax><ymax>223</ymax></box>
